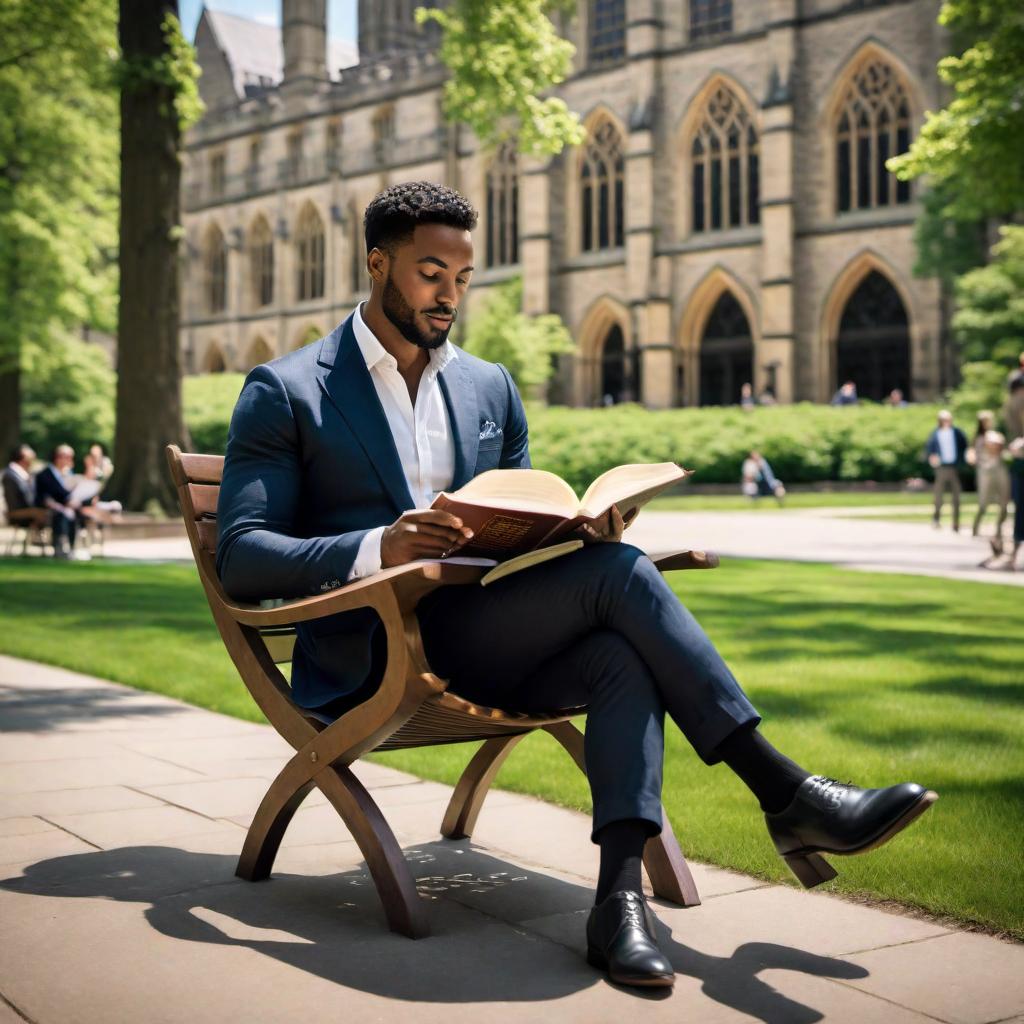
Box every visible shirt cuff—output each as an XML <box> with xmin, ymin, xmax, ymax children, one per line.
<box><xmin>348</xmin><ymin>526</ymin><xmax>385</xmax><ymax>581</ymax></box>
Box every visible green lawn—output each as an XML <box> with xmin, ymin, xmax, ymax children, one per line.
<box><xmin>0</xmin><ymin>558</ymin><xmax>1021</xmax><ymax>938</ymax></box>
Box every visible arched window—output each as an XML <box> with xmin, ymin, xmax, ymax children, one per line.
<box><xmin>589</xmin><ymin>0</ymin><xmax>625</xmax><ymax>67</ymax></box>
<box><xmin>203</xmin><ymin>342</ymin><xmax>226</xmax><ymax>374</ymax></box>
<box><xmin>486</xmin><ymin>142</ymin><xmax>519</xmax><ymax>268</ymax></box>
<box><xmin>699</xmin><ymin>291</ymin><xmax>753</xmax><ymax>406</ymax></box>
<box><xmin>690</xmin><ymin>84</ymin><xmax>759</xmax><ymax>233</ymax></box>
<box><xmin>836</xmin><ymin>270</ymin><xmax>910</xmax><ymax>400</ymax></box>
<box><xmin>834</xmin><ymin>59</ymin><xmax>912</xmax><ymax>213</ymax></box>
<box><xmin>204</xmin><ymin>226</ymin><xmax>227</xmax><ymax>313</ymax></box>
<box><xmin>349</xmin><ymin>201</ymin><xmax>370</xmax><ymax>296</ymax></box>
<box><xmin>295</xmin><ymin>204</ymin><xmax>325</xmax><ymax>301</ymax></box>
<box><xmin>580</xmin><ymin>120</ymin><xmax>624</xmax><ymax>252</ymax></box>
<box><xmin>244</xmin><ymin>336</ymin><xmax>274</xmax><ymax>371</ymax></box>
<box><xmin>249</xmin><ymin>216</ymin><xmax>274</xmax><ymax>308</ymax></box>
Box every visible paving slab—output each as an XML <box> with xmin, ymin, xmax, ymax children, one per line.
<box><xmin>2</xmin><ymin>653</ymin><xmax>1022</xmax><ymax>1024</ymax></box>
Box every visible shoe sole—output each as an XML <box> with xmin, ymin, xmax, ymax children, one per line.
<box><xmin>783</xmin><ymin>790</ymin><xmax>938</xmax><ymax>888</ymax></box>
<box><xmin>586</xmin><ymin>947</ymin><xmax>675</xmax><ymax>988</ymax></box>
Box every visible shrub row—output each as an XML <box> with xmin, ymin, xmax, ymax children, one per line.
<box><xmin>19</xmin><ymin>350</ymin><xmax>949</xmax><ymax>489</ymax></box>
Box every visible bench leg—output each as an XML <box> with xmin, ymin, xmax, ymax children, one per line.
<box><xmin>317</xmin><ymin>764</ymin><xmax>431</xmax><ymax>939</ymax></box>
<box><xmin>238</xmin><ymin>755</ymin><xmax>430</xmax><ymax>939</ymax></box>
<box><xmin>543</xmin><ymin>720</ymin><xmax>701</xmax><ymax>908</ymax></box>
<box><xmin>441</xmin><ymin>734</ymin><xmax>527</xmax><ymax>839</ymax></box>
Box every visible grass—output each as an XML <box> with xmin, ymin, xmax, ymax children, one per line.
<box><xmin>0</xmin><ymin>557</ymin><xmax>1021</xmax><ymax>938</ymax></box>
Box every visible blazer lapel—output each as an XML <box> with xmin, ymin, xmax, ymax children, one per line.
<box><xmin>439</xmin><ymin>356</ymin><xmax>479</xmax><ymax>491</ymax></box>
<box><xmin>316</xmin><ymin>315</ymin><xmax>415</xmax><ymax>515</ymax></box>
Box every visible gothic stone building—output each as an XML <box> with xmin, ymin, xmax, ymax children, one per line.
<box><xmin>180</xmin><ymin>0</ymin><xmax>950</xmax><ymax>406</ymax></box>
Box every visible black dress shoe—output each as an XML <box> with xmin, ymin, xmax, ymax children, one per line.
<box><xmin>766</xmin><ymin>775</ymin><xmax>938</xmax><ymax>888</ymax></box>
<box><xmin>586</xmin><ymin>890</ymin><xmax>674</xmax><ymax>988</ymax></box>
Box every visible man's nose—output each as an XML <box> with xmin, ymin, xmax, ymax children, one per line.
<box><xmin>434</xmin><ymin>281</ymin><xmax>457</xmax><ymax>310</ymax></box>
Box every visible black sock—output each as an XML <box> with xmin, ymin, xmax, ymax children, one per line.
<box><xmin>716</xmin><ymin>725</ymin><xmax>810</xmax><ymax>813</ymax></box>
<box><xmin>595</xmin><ymin>818</ymin><xmax>649</xmax><ymax>904</ymax></box>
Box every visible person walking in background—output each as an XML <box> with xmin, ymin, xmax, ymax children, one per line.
<box><xmin>1004</xmin><ymin>375</ymin><xmax>1024</xmax><ymax>570</ymax></box>
<box><xmin>966</xmin><ymin>412</ymin><xmax>1010</xmax><ymax>545</ymax></box>
<box><xmin>740</xmin><ymin>382</ymin><xmax>755</xmax><ymax>410</ymax></box>
<box><xmin>925</xmin><ymin>410</ymin><xmax>967</xmax><ymax>532</ymax></box>
<box><xmin>741</xmin><ymin>450</ymin><xmax>786</xmax><ymax>504</ymax></box>
<box><xmin>831</xmin><ymin>380</ymin><xmax>858</xmax><ymax>406</ymax></box>
<box><xmin>886</xmin><ymin>388</ymin><xmax>908</xmax><ymax>408</ymax></box>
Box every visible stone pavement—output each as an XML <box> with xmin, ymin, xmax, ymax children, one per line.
<box><xmin>2</xmin><ymin>654</ymin><xmax>1022</xmax><ymax>1024</ymax></box>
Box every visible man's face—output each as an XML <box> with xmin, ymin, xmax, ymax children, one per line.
<box><xmin>376</xmin><ymin>223</ymin><xmax>473</xmax><ymax>350</ymax></box>
<box><xmin>56</xmin><ymin>450</ymin><xmax>74</xmax><ymax>472</ymax></box>
<box><xmin>19</xmin><ymin>447</ymin><xmax>34</xmax><ymax>468</ymax></box>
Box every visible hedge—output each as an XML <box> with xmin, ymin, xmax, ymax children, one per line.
<box><xmin>21</xmin><ymin>360</ymin><xmax>948</xmax><ymax>489</ymax></box>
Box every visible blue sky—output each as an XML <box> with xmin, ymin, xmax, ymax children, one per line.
<box><xmin>179</xmin><ymin>1</ymin><xmax>358</xmax><ymax>44</ymax></box>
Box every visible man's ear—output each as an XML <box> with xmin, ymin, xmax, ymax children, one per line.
<box><xmin>367</xmin><ymin>246</ymin><xmax>389</xmax><ymax>283</ymax></box>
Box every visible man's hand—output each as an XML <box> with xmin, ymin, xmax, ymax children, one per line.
<box><xmin>380</xmin><ymin>509</ymin><xmax>474</xmax><ymax>567</ymax></box>
<box><xmin>576</xmin><ymin>504</ymin><xmax>637</xmax><ymax>544</ymax></box>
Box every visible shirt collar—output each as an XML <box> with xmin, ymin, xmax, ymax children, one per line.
<box><xmin>352</xmin><ymin>302</ymin><xmax>457</xmax><ymax>378</ymax></box>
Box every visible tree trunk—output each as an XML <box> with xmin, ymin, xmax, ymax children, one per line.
<box><xmin>107</xmin><ymin>0</ymin><xmax>186</xmax><ymax>513</ymax></box>
<box><xmin>0</xmin><ymin>360</ymin><xmax>19</xmax><ymax>459</ymax></box>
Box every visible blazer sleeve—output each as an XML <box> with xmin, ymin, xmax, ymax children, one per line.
<box><xmin>496</xmin><ymin>363</ymin><xmax>531</xmax><ymax>470</ymax></box>
<box><xmin>216</xmin><ymin>363</ymin><xmax>376</xmax><ymax>602</ymax></box>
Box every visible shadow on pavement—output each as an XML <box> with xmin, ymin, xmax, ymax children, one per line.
<box><xmin>0</xmin><ymin>686</ymin><xmax>184</xmax><ymax>733</ymax></box>
<box><xmin>1</xmin><ymin>840</ymin><xmax>867</xmax><ymax>1019</ymax></box>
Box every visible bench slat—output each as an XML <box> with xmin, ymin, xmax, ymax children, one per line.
<box><xmin>188</xmin><ymin>483</ymin><xmax>220</xmax><ymax>519</ymax></box>
<box><xmin>179</xmin><ymin>453</ymin><xmax>224</xmax><ymax>485</ymax></box>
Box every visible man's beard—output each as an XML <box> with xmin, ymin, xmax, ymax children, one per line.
<box><xmin>382</xmin><ymin>273</ymin><xmax>457</xmax><ymax>350</ymax></box>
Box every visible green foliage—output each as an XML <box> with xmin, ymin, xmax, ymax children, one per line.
<box><xmin>183</xmin><ymin>373</ymin><xmax>246</xmax><ymax>454</ymax></box>
<box><xmin>417</xmin><ymin>0</ymin><xmax>586</xmax><ymax>156</ymax></box>
<box><xmin>945</xmin><ymin>361</ymin><xmax>1011</xmax><ymax>424</ymax></box>
<box><xmin>952</xmin><ymin>225</ymin><xmax>1024</xmax><ymax>366</ymax></box>
<box><xmin>888</xmin><ymin>0</ymin><xmax>1024</xmax><ymax>220</ymax></box>
<box><xmin>525</xmin><ymin>403</ymin><xmax>942</xmax><ymax>491</ymax></box>
<box><xmin>462</xmin><ymin>278</ymin><xmax>575</xmax><ymax>398</ymax></box>
<box><xmin>116</xmin><ymin>12</ymin><xmax>204</xmax><ymax>130</ymax></box>
<box><xmin>0</xmin><ymin>0</ymin><xmax>119</xmax><ymax>371</ymax></box>
<box><xmin>910</xmin><ymin>186</ymin><xmax>988</xmax><ymax>284</ymax></box>
<box><xmin>20</xmin><ymin>336</ymin><xmax>115</xmax><ymax>457</ymax></box>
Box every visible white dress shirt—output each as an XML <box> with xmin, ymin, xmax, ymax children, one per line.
<box><xmin>347</xmin><ymin>302</ymin><xmax>458</xmax><ymax>580</ymax></box>
<box><xmin>936</xmin><ymin>426</ymin><xmax>957</xmax><ymax>465</ymax></box>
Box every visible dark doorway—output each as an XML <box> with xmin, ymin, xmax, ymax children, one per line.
<box><xmin>700</xmin><ymin>292</ymin><xmax>753</xmax><ymax>406</ymax></box>
<box><xmin>600</xmin><ymin>324</ymin><xmax>626</xmax><ymax>404</ymax></box>
<box><xmin>836</xmin><ymin>270</ymin><xmax>911</xmax><ymax>401</ymax></box>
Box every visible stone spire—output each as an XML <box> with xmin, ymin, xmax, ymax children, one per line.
<box><xmin>282</xmin><ymin>0</ymin><xmax>327</xmax><ymax>84</ymax></box>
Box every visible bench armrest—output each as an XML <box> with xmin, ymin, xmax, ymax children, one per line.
<box><xmin>652</xmin><ymin>550</ymin><xmax>720</xmax><ymax>572</ymax></box>
<box><xmin>223</xmin><ymin>560</ymin><xmax>487</xmax><ymax>627</ymax></box>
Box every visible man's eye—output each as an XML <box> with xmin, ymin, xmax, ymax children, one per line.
<box><xmin>421</xmin><ymin>272</ymin><xmax>439</xmax><ymax>281</ymax></box>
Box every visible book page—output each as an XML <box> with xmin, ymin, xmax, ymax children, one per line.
<box><xmin>442</xmin><ymin>469</ymin><xmax>581</xmax><ymax>517</ymax></box>
<box><xmin>579</xmin><ymin>463</ymin><xmax>688</xmax><ymax>518</ymax></box>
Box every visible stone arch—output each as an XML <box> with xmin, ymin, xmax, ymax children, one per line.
<box><xmin>567</xmin><ymin>106</ymin><xmax>628</xmax><ymax>257</ymax></box>
<box><xmin>291</xmin><ymin>324</ymin><xmax>323</xmax><ymax>351</ymax></box>
<box><xmin>676</xmin><ymin>72</ymin><xmax>761</xmax><ymax>238</ymax></box>
<box><xmin>676</xmin><ymin>266</ymin><xmax>759</xmax><ymax>407</ymax></box>
<box><xmin>820</xmin><ymin>41</ymin><xmax>925</xmax><ymax>215</ymax></box>
<box><xmin>243</xmin><ymin>335</ymin><xmax>275</xmax><ymax>370</ymax></box>
<box><xmin>201</xmin><ymin>340</ymin><xmax>227</xmax><ymax>374</ymax></box>
<box><xmin>576</xmin><ymin>296</ymin><xmax>634</xmax><ymax>406</ymax></box>
<box><xmin>820</xmin><ymin>250</ymin><xmax>915</xmax><ymax>401</ymax></box>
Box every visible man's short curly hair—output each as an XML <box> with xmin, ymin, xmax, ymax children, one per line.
<box><xmin>364</xmin><ymin>181</ymin><xmax>478</xmax><ymax>254</ymax></box>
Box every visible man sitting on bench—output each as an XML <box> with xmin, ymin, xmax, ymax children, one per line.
<box><xmin>216</xmin><ymin>182</ymin><xmax>936</xmax><ymax>990</ymax></box>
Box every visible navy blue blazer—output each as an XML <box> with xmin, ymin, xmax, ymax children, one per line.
<box><xmin>216</xmin><ymin>311</ymin><xmax>531</xmax><ymax>708</ymax></box>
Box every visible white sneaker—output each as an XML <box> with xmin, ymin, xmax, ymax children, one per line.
<box><xmin>71</xmin><ymin>550</ymin><xmax>92</xmax><ymax>562</ymax></box>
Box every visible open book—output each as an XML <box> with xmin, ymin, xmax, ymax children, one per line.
<box><xmin>431</xmin><ymin>463</ymin><xmax>690</xmax><ymax>575</ymax></box>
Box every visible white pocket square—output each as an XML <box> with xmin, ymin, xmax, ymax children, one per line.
<box><xmin>478</xmin><ymin>420</ymin><xmax>502</xmax><ymax>441</ymax></box>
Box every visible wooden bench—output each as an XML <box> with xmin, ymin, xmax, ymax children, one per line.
<box><xmin>167</xmin><ymin>444</ymin><xmax>716</xmax><ymax>937</ymax></box>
